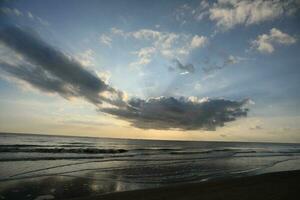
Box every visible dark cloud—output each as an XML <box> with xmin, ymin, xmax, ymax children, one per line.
<box><xmin>0</xmin><ymin>26</ymin><xmax>125</xmax><ymax>106</ymax></box>
<box><xmin>0</xmin><ymin>62</ymin><xmax>78</xmax><ymax>98</ymax></box>
<box><xmin>169</xmin><ymin>59</ymin><xmax>195</xmax><ymax>74</ymax></box>
<box><xmin>202</xmin><ymin>55</ymin><xmax>242</xmax><ymax>74</ymax></box>
<box><xmin>0</xmin><ymin>26</ymin><xmax>250</xmax><ymax>131</ymax></box>
<box><xmin>101</xmin><ymin>97</ymin><xmax>250</xmax><ymax>131</ymax></box>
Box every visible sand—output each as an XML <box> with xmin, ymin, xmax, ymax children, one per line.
<box><xmin>69</xmin><ymin>170</ymin><xmax>300</xmax><ymax>200</ymax></box>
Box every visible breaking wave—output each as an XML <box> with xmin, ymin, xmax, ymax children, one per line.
<box><xmin>0</xmin><ymin>146</ymin><xmax>128</xmax><ymax>154</ymax></box>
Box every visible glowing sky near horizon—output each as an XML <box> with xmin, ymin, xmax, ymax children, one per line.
<box><xmin>0</xmin><ymin>0</ymin><xmax>300</xmax><ymax>142</ymax></box>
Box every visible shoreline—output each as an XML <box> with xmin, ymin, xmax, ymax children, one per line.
<box><xmin>1</xmin><ymin>132</ymin><xmax>300</xmax><ymax>145</ymax></box>
<box><xmin>69</xmin><ymin>170</ymin><xmax>300</xmax><ymax>200</ymax></box>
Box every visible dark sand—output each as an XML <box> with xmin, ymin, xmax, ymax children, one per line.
<box><xmin>69</xmin><ymin>170</ymin><xmax>300</xmax><ymax>200</ymax></box>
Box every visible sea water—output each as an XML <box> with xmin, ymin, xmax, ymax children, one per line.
<box><xmin>0</xmin><ymin>132</ymin><xmax>300</xmax><ymax>199</ymax></box>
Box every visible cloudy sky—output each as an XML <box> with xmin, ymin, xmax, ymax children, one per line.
<box><xmin>0</xmin><ymin>0</ymin><xmax>300</xmax><ymax>142</ymax></box>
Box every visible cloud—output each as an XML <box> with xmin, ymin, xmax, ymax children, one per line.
<box><xmin>0</xmin><ymin>7</ymin><xmax>49</xmax><ymax>26</ymax></box>
<box><xmin>202</xmin><ymin>54</ymin><xmax>245</xmax><ymax>73</ymax></box>
<box><xmin>0</xmin><ymin>62</ymin><xmax>78</xmax><ymax>97</ymax></box>
<box><xmin>110</xmin><ymin>27</ymin><xmax>125</xmax><ymax>36</ymax></box>
<box><xmin>75</xmin><ymin>49</ymin><xmax>95</xmax><ymax>67</ymax></box>
<box><xmin>101</xmin><ymin>96</ymin><xmax>250</xmax><ymax>131</ymax></box>
<box><xmin>0</xmin><ymin>26</ymin><xmax>250</xmax><ymax>131</ymax></box>
<box><xmin>251</xmin><ymin>28</ymin><xmax>297</xmax><ymax>54</ymax></box>
<box><xmin>174</xmin><ymin>1</ymin><xmax>210</xmax><ymax>24</ymax></box>
<box><xmin>169</xmin><ymin>59</ymin><xmax>195</xmax><ymax>74</ymax></box>
<box><xmin>0</xmin><ymin>26</ymin><xmax>124</xmax><ymax>107</ymax></box>
<box><xmin>27</xmin><ymin>12</ymin><xmax>34</xmax><ymax>19</ymax></box>
<box><xmin>0</xmin><ymin>7</ymin><xmax>23</xmax><ymax>16</ymax></box>
<box><xmin>194</xmin><ymin>82</ymin><xmax>203</xmax><ymax>91</ymax></box>
<box><xmin>129</xmin><ymin>47</ymin><xmax>156</xmax><ymax>68</ymax></box>
<box><xmin>177</xmin><ymin>0</ymin><xmax>300</xmax><ymax>31</ymax></box>
<box><xmin>225</xmin><ymin>55</ymin><xmax>241</xmax><ymax>65</ymax></box>
<box><xmin>99</xmin><ymin>34</ymin><xmax>112</xmax><ymax>47</ymax></box>
<box><xmin>209</xmin><ymin>0</ymin><xmax>287</xmax><ymax>30</ymax></box>
<box><xmin>95</xmin><ymin>70</ymin><xmax>111</xmax><ymax>84</ymax></box>
<box><xmin>190</xmin><ymin>35</ymin><xmax>208</xmax><ymax>49</ymax></box>
<box><xmin>111</xmin><ymin>28</ymin><xmax>208</xmax><ymax>66</ymax></box>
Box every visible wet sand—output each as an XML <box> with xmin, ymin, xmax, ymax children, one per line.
<box><xmin>69</xmin><ymin>170</ymin><xmax>300</xmax><ymax>200</ymax></box>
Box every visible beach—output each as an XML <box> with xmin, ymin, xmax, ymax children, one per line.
<box><xmin>71</xmin><ymin>170</ymin><xmax>300</xmax><ymax>200</ymax></box>
<box><xmin>1</xmin><ymin>133</ymin><xmax>300</xmax><ymax>200</ymax></box>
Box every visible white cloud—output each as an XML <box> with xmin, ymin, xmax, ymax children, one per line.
<box><xmin>226</xmin><ymin>55</ymin><xmax>239</xmax><ymax>65</ymax></box>
<box><xmin>99</xmin><ymin>34</ymin><xmax>112</xmax><ymax>47</ymax></box>
<box><xmin>0</xmin><ymin>7</ymin><xmax>23</xmax><ymax>16</ymax></box>
<box><xmin>131</xmin><ymin>29</ymin><xmax>162</xmax><ymax>40</ymax></box>
<box><xmin>0</xmin><ymin>7</ymin><xmax>49</xmax><ymax>26</ymax></box>
<box><xmin>209</xmin><ymin>0</ymin><xmax>291</xmax><ymax>30</ymax></box>
<box><xmin>129</xmin><ymin>47</ymin><xmax>156</xmax><ymax>68</ymax></box>
<box><xmin>36</xmin><ymin>16</ymin><xmax>49</xmax><ymax>26</ymax></box>
<box><xmin>176</xmin><ymin>0</ymin><xmax>300</xmax><ymax>31</ymax></box>
<box><xmin>225</xmin><ymin>55</ymin><xmax>244</xmax><ymax>65</ymax></box>
<box><xmin>269</xmin><ymin>28</ymin><xmax>298</xmax><ymax>45</ymax></box>
<box><xmin>200</xmin><ymin>0</ymin><xmax>210</xmax><ymax>10</ymax></box>
<box><xmin>251</xmin><ymin>28</ymin><xmax>296</xmax><ymax>54</ymax></box>
<box><xmin>194</xmin><ymin>82</ymin><xmax>203</xmax><ymax>91</ymax></box>
<box><xmin>111</xmin><ymin>28</ymin><xmax>208</xmax><ymax>67</ymax></box>
<box><xmin>27</xmin><ymin>12</ymin><xmax>34</xmax><ymax>19</ymax></box>
<box><xmin>190</xmin><ymin>35</ymin><xmax>208</xmax><ymax>49</ymax></box>
<box><xmin>0</xmin><ymin>44</ymin><xmax>25</xmax><ymax>66</ymax></box>
<box><xmin>110</xmin><ymin>27</ymin><xmax>126</xmax><ymax>36</ymax></box>
<box><xmin>75</xmin><ymin>49</ymin><xmax>96</xmax><ymax>67</ymax></box>
<box><xmin>174</xmin><ymin>1</ymin><xmax>211</xmax><ymax>24</ymax></box>
<box><xmin>95</xmin><ymin>70</ymin><xmax>111</xmax><ymax>84</ymax></box>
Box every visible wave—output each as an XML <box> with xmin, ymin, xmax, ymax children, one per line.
<box><xmin>4</xmin><ymin>159</ymin><xmax>189</xmax><ymax>181</ymax></box>
<box><xmin>0</xmin><ymin>144</ymin><xmax>43</xmax><ymax>147</ymax></box>
<box><xmin>0</xmin><ymin>156</ymin><xmax>105</xmax><ymax>161</ymax></box>
<box><xmin>169</xmin><ymin>148</ymin><xmax>300</xmax><ymax>155</ymax></box>
<box><xmin>0</xmin><ymin>147</ymin><xmax>128</xmax><ymax>154</ymax></box>
<box><xmin>133</xmin><ymin>148</ymin><xmax>182</xmax><ymax>151</ymax></box>
<box><xmin>169</xmin><ymin>148</ymin><xmax>258</xmax><ymax>155</ymax></box>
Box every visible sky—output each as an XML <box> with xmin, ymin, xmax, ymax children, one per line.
<box><xmin>0</xmin><ymin>0</ymin><xmax>300</xmax><ymax>143</ymax></box>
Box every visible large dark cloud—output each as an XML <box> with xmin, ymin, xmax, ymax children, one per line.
<box><xmin>0</xmin><ymin>26</ymin><xmax>124</xmax><ymax>106</ymax></box>
<box><xmin>101</xmin><ymin>97</ymin><xmax>249</xmax><ymax>130</ymax></box>
<box><xmin>0</xmin><ymin>26</ymin><xmax>250</xmax><ymax>131</ymax></box>
<box><xmin>0</xmin><ymin>62</ymin><xmax>78</xmax><ymax>98</ymax></box>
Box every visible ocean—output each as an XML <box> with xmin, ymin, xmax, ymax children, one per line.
<box><xmin>0</xmin><ymin>132</ymin><xmax>300</xmax><ymax>199</ymax></box>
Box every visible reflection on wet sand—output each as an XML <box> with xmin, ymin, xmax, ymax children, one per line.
<box><xmin>0</xmin><ymin>172</ymin><xmax>137</xmax><ymax>200</ymax></box>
